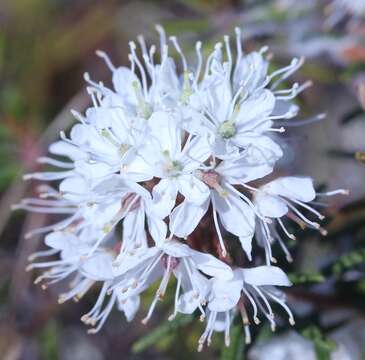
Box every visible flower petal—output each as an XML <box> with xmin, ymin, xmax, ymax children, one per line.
<box><xmin>262</xmin><ymin>176</ymin><xmax>316</xmax><ymax>202</ymax></box>
<box><xmin>151</xmin><ymin>179</ymin><xmax>178</xmax><ymax>219</ymax></box>
<box><xmin>169</xmin><ymin>198</ymin><xmax>209</xmax><ymax>238</ymax></box>
<box><xmin>241</xmin><ymin>266</ymin><xmax>292</xmax><ymax>287</ymax></box>
<box><xmin>189</xmin><ymin>249</ymin><xmax>233</xmax><ymax>280</ymax></box>
<box><xmin>254</xmin><ymin>193</ymin><xmax>288</xmax><ymax>218</ymax></box>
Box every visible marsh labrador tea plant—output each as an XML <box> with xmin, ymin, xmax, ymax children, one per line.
<box><xmin>14</xmin><ymin>26</ymin><xmax>347</xmax><ymax>351</ymax></box>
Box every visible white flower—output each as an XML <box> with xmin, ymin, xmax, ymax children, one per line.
<box><xmin>253</xmin><ymin>176</ymin><xmax>348</xmax><ymax>263</ymax></box>
<box><xmin>14</xmin><ymin>24</ymin><xmax>347</xmax><ymax>349</ymax></box>
<box><xmin>27</xmin><ymin>229</ymin><xmax>116</xmax><ymax>302</ymax></box>
<box><xmin>137</xmin><ymin>111</ymin><xmax>212</xmax><ymax>218</ymax></box>
<box><xmin>198</xmin><ymin>266</ymin><xmax>293</xmax><ymax>351</ymax></box>
<box><xmin>112</xmin><ymin>239</ymin><xmax>233</xmax><ymax>324</ymax></box>
<box><xmin>169</xmin><ymin>148</ymin><xmax>274</xmax><ymax>258</ymax></box>
<box><xmin>184</xmin><ymin>29</ymin><xmax>307</xmax><ymax>161</ymax></box>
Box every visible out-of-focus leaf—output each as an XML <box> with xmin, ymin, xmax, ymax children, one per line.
<box><xmin>38</xmin><ymin>320</ymin><xmax>59</xmax><ymax>360</ymax></box>
<box><xmin>0</xmin><ymin>165</ymin><xmax>19</xmax><ymax>190</ymax></box>
<box><xmin>332</xmin><ymin>248</ymin><xmax>365</xmax><ymax>276</ymax></box>
<box><xmin>220</xmin><ymin>324</ymin><xmax>245</xmax><ymax>360</ymax></box>
<box><xmin>302</xmin><ymin>326</ymin><xmax>336</xmax><ymax>360</ymax></box>
<box><xmin>255</xmin><ymin>323</ymin><xmax>272</xmax><ymax>343</ymax></box>
<box><xmin>132</xmin><ymin>314</ymin><xmax>194</xmax><ymax>353</ymax></box>
<box><xmin>289</xmin><ymin>271</ymin><xmax>325</xmax><ymax>285</ymax></box>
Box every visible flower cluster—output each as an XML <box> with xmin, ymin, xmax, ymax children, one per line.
<box><xmin>15</xmin><ymin>26</ymin><xmax>347</xmax><ymax>350</ymax></box>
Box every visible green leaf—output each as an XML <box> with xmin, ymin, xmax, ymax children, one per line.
<box><xmin>132</xmin><ymin>314</ymin><xmax>194</xmax><ymax>353</ymax></box>
<box><xmin>332</xmin><ymin>248</ymin><xmax>365</xmax><ymax>276</ymax></box>
<box><xmin>288</xmin><ymin>271</ymin><xmax>325</xmax><ymax>285</ymax></box>
<box><xmin>38</xmin><ymin>320</ymin><xmax>59</xmax><ymax>360</ymax></box>
<box><xmin>302</xmin><ymin>326</ymin><xmax>336</xmax><ymax>360</ymax></box>
<box><xmin>220</xmin><ymin>324</ymin><xmax>245</xmax><ymax>360</ymax></box>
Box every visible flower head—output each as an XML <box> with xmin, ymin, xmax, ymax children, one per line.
<box><xmin>14</xmin><ymin>25</ymin><xmax>347</xmax><ymax>350</ymax></box>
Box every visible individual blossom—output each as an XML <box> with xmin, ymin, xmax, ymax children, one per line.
<box><xmin>198</xmin><ymin>266</ymin><xmax>293</xmax><ymax>351</ymax></box>
<box><xmin>253</xmin><ymin>176</ymin><xmax>348</xmax><ymax>263</ymax></box>
<box><xmin>26</xmin><ymin>228</ymin><xmax>116</xmax><ymax>301</ymax></box>
<box><xmin>184</xmin><ymin>28</ymin><xmax>309</xmax><ymax>160</ymax></box>
<box><xmin>169</xmin><ymin>148</ymin><xmax>273</xmax><ymax>258</ymax></box>
<box><xmin>110</xmin><ymin>239</ymin><xmax>233</xmax><ymax>326</ymax></box>
<box><xmin>136</xmin><ymin>111</ymin><xmax>212</xmax><ymax>218</ymax></box>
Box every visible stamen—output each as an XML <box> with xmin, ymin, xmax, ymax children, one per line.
<box><xmin>224</xmin><ymin>35</ymin><xmax>232</xmax><ymax>75</ymax></box>
<box><xmin>195</xmin><ymin>41</ymin><xmax>203</xmax><ymax>84</ymax></box>
<box><xmin>290</xmin><ymin>198</ymin><xmax>324</xmax><ymax>220</ymax></box>
<box><xmin>155</xmin><ymin>24</ymin><xmax>167</xmax><ymax>53</ymax></box>
<box><xmin>96</xmin><ymin>50</ymin><xmax>116</xmax><ymax>72</ymax></box>
<box><xmin>211</xmin><ymin>198</ymin><xmax>227</xmax><ymax>257</ymax></box>
<box><xmin>129</xmin><ymin>41</ymin><xmax>148</xmax><ymax>98</ymax></box>
<box><xmin>169</xmin><ymin>36</ymin><xmax>187</xmax><ymax>71</ymax></box>
<box><xmin>277</xmin><ymin>218</ymin><xmax>296</xmax><ymax>240</ymax></box>
<box><xmin>316</xmin><ymin>189</ymin><xmax>349</xmax><ymax>196</ymax></box>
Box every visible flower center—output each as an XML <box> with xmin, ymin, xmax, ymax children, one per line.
<box><xmin>162</xmin><ymin>150</ymin><xmax>183</xmax><ymax>177</ymax></box>
<box><xmin>218</xmin><ymin>120</ymin><xmax>236</xmax><ymax>139</ymax></box>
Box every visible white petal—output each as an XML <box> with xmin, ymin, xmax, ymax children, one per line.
<box><xmin>75</xmin><ymin>160</ymin><xmax>113</xmax><ymax>180</ymax></box>
<box><xmin>239</xmin><ymin>235</ymin><xmax>253</xmax><ymax>261</ymax></box>
<box><xmin>147</xmin><ymin>215</ymin><xmax>167</xmax><ymax>244</ymax></box>
<box><xmin>117</xmin><ymin>295</ymin><xmax>140</xmax><ymax>322</ymax></box>
<box><xmin>112</xmin><ymin>67</ymin><xmax>139</xmax><ymax>105</ymax></box>
<box><xmin>149</xmin><ymin>111</ymin><xmax>182</xmax><ymax>159</ymax></box>
<box><xmin>216</xmin><ymin>154</ymin><xmax>273</xmax><ymax>184</ymax></box>
<box><xmin>234</xmin><ymin>52</ymin><xmax>268</xmax><ymax>94</ymax></box>
<box><xmin>177</xmin><ymin>290</ymin><xmax>202</xmax><ymax>314</ymax></box>
<box><xmin>151</xmin><ymin>179</ymin><xmax>178</xmax><ymax>219</ymax></box>
<box><xmin>160</xmin><ymin>240</ymin><xmax>192</xmax><ymax>258</ymax></box>
<box><xmin>80</xmin><ymin>252</ymin><xmax>115</xmax><ymax>280</ymax></box>
<box><xmin>254</xmin><ymin>193</ymin><xmax>288</xmax><ymax>218</ymax></box>
<box><xmin>235</xmin><ymin>89</ymin><xmax>275</xmax><ymax>131</ymax></box>
<box><xmin>241</xmin><ymin>266</ymin><xmax>292</xmax><ymax>287</ymax></box>
<box><xmin>169</xmin><ymin>198</ymin><xmax>209</xmax><ymax>238</ymax></box>
<box><xmin>122</xmin><ymin>155</ymin><xmax>154</xmax><ymax>182</ymax></box>
<box><xmin>213</xmin><ymin>191</ymin><xmax>255</xmax><ymax>239</ymax></box>
<box><xmin>59</xmin><ymin>177</ymin><xmax>89</xmax><ymax>201</ymax></box>
<box><xmin>177</xmin><ymin>175</ymin><xmax>210</xmax><ymax>205</ymax></box>
<box><xmin>45</xmin><ymin>231</ymin><xmax>75</xmax><ymax>251</ymax></box>
<box><xmin>262</xmin><ymin>176</ymin><xmax>316</xmax><ymax>202</ymax></box>
<box><xmin>208</xmin><ymin>278</ymin><xmax>242</xmax><ymax>312</ymax></box>
<box><xmin>233</xmin><ymin>134</ymin><xmax>283</xmax><ymax>162</ymax></box>
<box><xmin>189</xmin><ymin>249</ymin><xmax>233</xmax><ymax>280</ymax></box>
<box><xmin>123</xmin><ymin>208</ymin><xmax>147</xmax><ymax>249</ymax></box>
<box><xmin>49</xmin><ymin>141</ymin><xmax>85</xmax><ymax>161</ymax></box>
<box><xmin>181</xmin><ymin>136</ymin><xmax>211</xmax><ymax>172</ymax></box>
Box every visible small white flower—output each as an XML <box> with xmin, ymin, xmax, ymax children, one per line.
<box><xmin>253</xmin><ymin>176</ymin><xmax>348</xmax><ymax>263</ymax></box>
<box><xmin>199</xmin><ymin>266</ymin><xmax>293</xmax><ymax>351</ymax></box>
<box><xmin>137</xmin><ymin>111</ymin><xmax>212</xmax><ymax>218</ymax></box>
<box><xmin>112</xmin><ymin>239</ymin><xmax>233</xmax><ymax>324</ymax></box>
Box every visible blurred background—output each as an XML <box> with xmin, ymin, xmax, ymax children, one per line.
<box><xmin>0</xmin><ymin>0</ymin><xmax>365</xmax><ymax>359</ymax></box>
